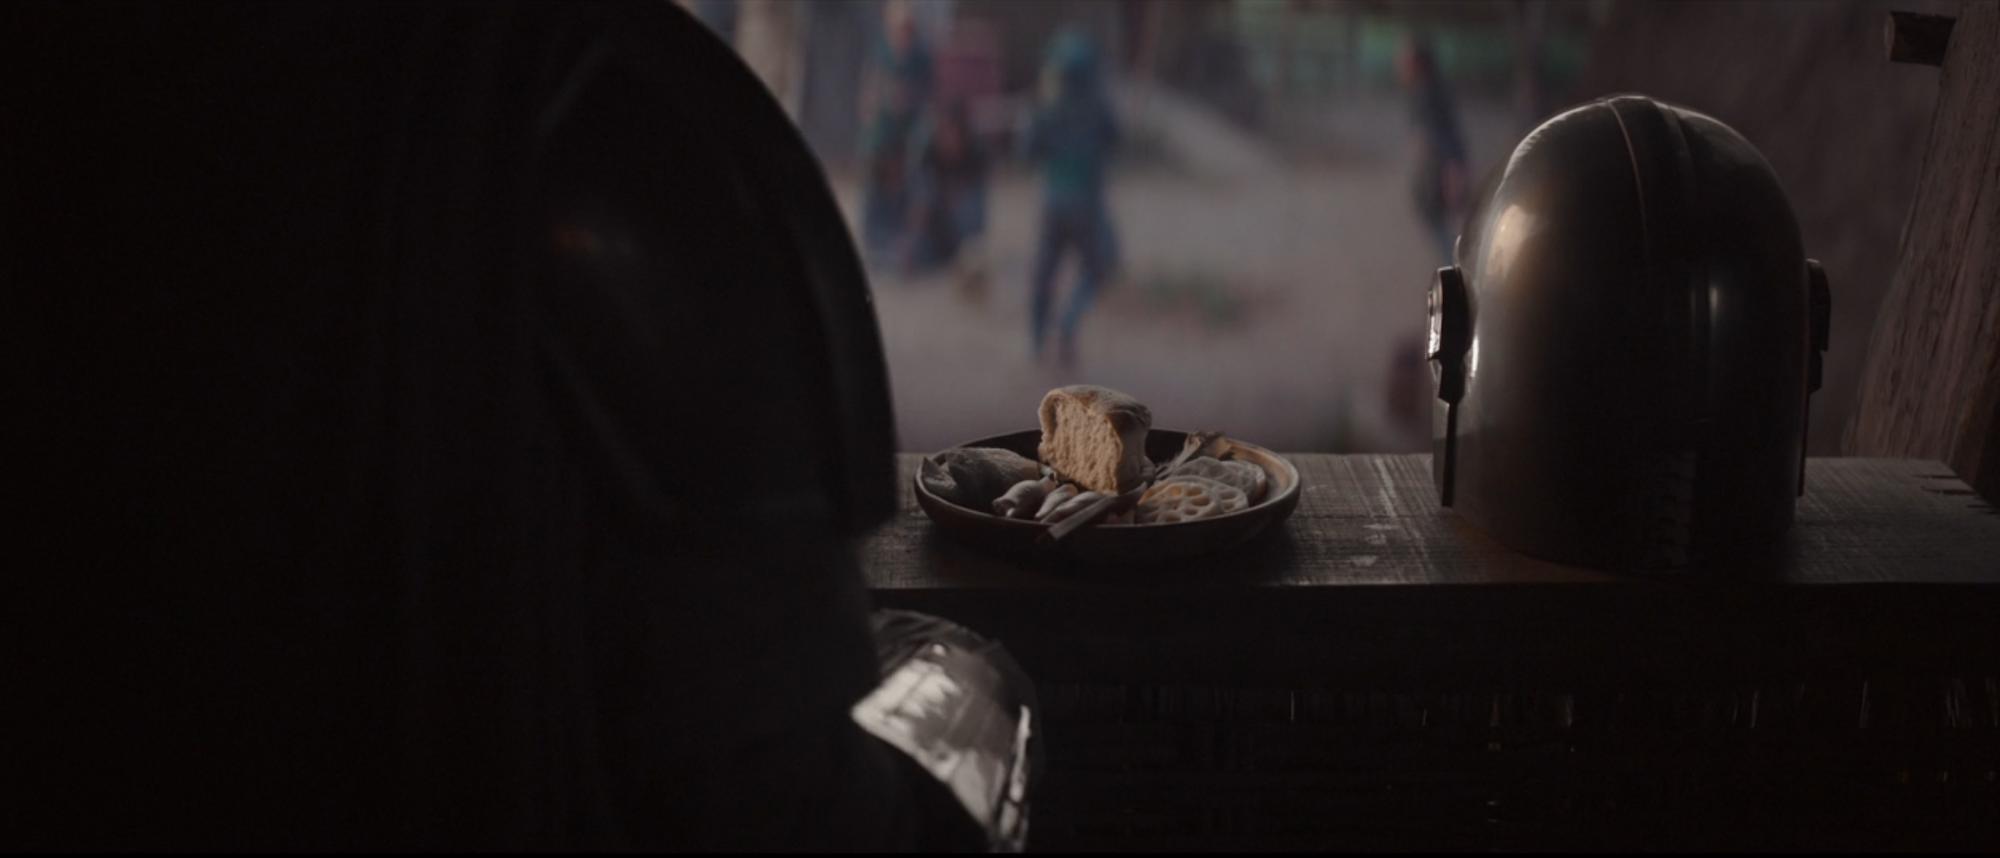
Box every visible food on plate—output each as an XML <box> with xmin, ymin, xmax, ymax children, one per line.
<box><xmin>1041</xmin><ymin>490</ymin><xmax>1106</xmax><ymax>524</ymax></box>
<box><xmin>1034</xmin><ymin>483</ymin><xmax>1080</xmax><ymax>520</ymax></box>
<box><xmin>919</xmin><ymin>384</ymin><xmax>1288</xmax><ymax>539</ymax></box>
<box><xmin>992</xmin><ymin>477</ymin><xmax>1057</xmax><ymax>519</ymax></box>
<box><xmin>1166</xmin><ymin>432</ymin><xmax>1231</xmax><ymax>469</ymax></box>
<box><xmin>1172</xmin><ymin>456</ymin><xmax>1269</xmax><ymax>504</ymax></box>
<box><xmin>1037</xmin><ymin>385</ymin><xmax>1153</xmax><ymax>494</ymax></box>
<box><xmin>1134</xmin><ymin>475</ymin><xmax>1250</xmax><ymax>524</ymax></box>
<box><xmin>919</xmin><ymin>447</ymin><xmax>1042</xmax><ymax>510</ymax></box>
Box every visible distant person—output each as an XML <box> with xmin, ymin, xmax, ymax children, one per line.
<box><xmin>690</xmin><ymin>0</ymin><xmax>736</xmax><ymax>42</ymax></box>
<box><xmin>859</xmin><ymin>3</ymin><xmax>933</xmax><ymax>264</ymax></box>
<box><xmin>904</xmin><ymin>101</ymin><xmax>991</xmax><ymax>295</ymax></box>
<box><xmin>1398</xmin><ymin>33</ymin><xmax>1468</xmax><ymax>265</ymax></box>
<box><xmin>1024</xmin><ymin>27</ymin><xmax>1120</xmax><ymax>368</ymax></box>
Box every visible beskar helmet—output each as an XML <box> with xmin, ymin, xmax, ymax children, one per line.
<box><xmin>1427</xmin><ymin>95</ymin><xmax>1831</xmax><ymax>571</ymax></box>
<box><xmin>8</xmin><ymin>2</ymin><xmax>904</xmax><ymax>847</ymax></box>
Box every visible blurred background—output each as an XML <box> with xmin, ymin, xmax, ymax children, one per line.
<box><xmin>679</xmin><ymin>0</ymin><xmax>1947</xmax><ymax>454</ymax></box>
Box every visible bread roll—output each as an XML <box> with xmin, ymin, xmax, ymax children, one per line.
<box><xmin>1037</xmin><ymin>385</ymin><xmax>1152</xmax><ymax>494</ymax></box>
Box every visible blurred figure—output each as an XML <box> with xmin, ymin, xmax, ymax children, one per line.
<box><xmin>860</xmin><ymin>1</ymin><xmax>934</xmax><ymax>264</ymax></box>
<box><xmin>903</xmin><ymin>100</ymin><xmax>990</xmax><ymax>297</ymax></box>
<box><xmin>690</xmin><ymin>0</ymin><xmax>736</xmax><ymax>42</ymax></box>
<box><xmin>1024</xmin><ymin>27</ymin><xmax>1121</xmax><ymax>368</ymax></box>
<box><xmin>1398</xmin><ymin>33</ymin><xmax>1469</xmax><ymax>265</ymax></box>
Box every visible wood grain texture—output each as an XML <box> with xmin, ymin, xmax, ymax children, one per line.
<box><xmin>864</xmin><ymin>454</ymin><xmax>2000</xmax><ymax>692</ymax></box>
<box><xmin>864</xmin><ymin>453</ymin><xmax>2000</xmax><ymax>849</ymax></box>
<box><xmin>1849</xmin><ymin>0</ymin><xmax>2000</xmax><ymax>498</ymax></box>
<box><xmin>863</xmin><ymin>454</ymin><xmax>2000</xmax><ymax>590</ymax></box>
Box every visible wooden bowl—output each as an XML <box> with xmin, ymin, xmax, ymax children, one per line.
<box><xmin>913</xmin><ymin>429</ymin><xmax>1303</xmax><ymax>565</ymax></box>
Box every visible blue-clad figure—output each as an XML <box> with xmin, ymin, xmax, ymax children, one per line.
<box><xmin>1023</xmin><ymin>27</ymin><xmax>1120</xmax><ymax>368</ymax></box>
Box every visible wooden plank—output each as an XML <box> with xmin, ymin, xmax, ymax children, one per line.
<box><xmin>1849</xmin><ymin>0</ymin><xmax>2000</xmax><ymax>499</ymax></box>
<box><xmin>861</xmin><ymin>454</ymin><xmax>2000</xmax><ymax>689</ymax></box>
<box><xmin>861</xmin><ymin>454</ymin><xmax>2000</xmax><ymax>590</ymax></box>
<box><xmin>865</xmin><ymin>452</ymin><xmax>2000</xmax><ymax>851</ymax></box>
<box><xmin>876</xmin><ymin>448</ymin><xmax>2000</xmax><ymax>848</ymax></box>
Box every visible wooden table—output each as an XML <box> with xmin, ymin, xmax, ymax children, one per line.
<box><xmin>861</xmin><ymin>455</ymin><xmax>2000</xmax><ymax>850</ymax></box>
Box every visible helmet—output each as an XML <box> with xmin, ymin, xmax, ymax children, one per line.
<box><xmin>10</xmin><ymin>0</ymin><xmax>896</xmax><ymax>847</ymax></box>
<box><xmin>528</xmin><ymin>4</ymin><xmax>897</xmax><ymax>540</ymax></box>
<box><xmin>1427</xmin><ymin>95</ymin><xmax>1831</xmax><ymax>570</ymax></box>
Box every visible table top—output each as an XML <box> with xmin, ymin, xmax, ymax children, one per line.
<box><xmin>862</xmin><ymin>454</ymin><xmax>2000</xmax><ymax>590</ymax></box>
<box><xmin>865</xmin><ymin>457</ymin><xmax>2000</xmax><ymax>851</ymax></box>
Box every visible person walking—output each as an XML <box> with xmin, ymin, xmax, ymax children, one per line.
<box><xmin>1023</xmin><ymin>27</ymin><xmax>1120</xmax><ymax>368</ymax></box>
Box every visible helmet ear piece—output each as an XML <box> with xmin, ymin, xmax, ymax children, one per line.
<box><xmin>1428</xmin><ymin>266</ymin><xmax>1471</xmax><ymax>505</ymax></box>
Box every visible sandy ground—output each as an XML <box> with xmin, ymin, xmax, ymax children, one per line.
<box><xmin>834</xmin><ymin>92</ymin><xmax>1521</xmax><ymax>453</ymax></box>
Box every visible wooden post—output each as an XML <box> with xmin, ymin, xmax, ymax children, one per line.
<box><xmin>1848</xmin><ymin>2</ymin><xmax>2000</xmax><ymax>499</ymax></box>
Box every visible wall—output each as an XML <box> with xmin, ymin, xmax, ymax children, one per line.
<box><xmin>1570</xmin><ymin>0</ymin><xmax>1951</xmax><ymax>454</ymax></box>
<box><xmin>1850</xmin><ymin>1</ymin><xmax>2000</xmax><ymax>497</ymax></box>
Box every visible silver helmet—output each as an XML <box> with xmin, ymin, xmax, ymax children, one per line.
<box><xmin>1428</xmin><ymin>95</ymin><xmax>1830</xmax><ymax>570</ymax></box>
